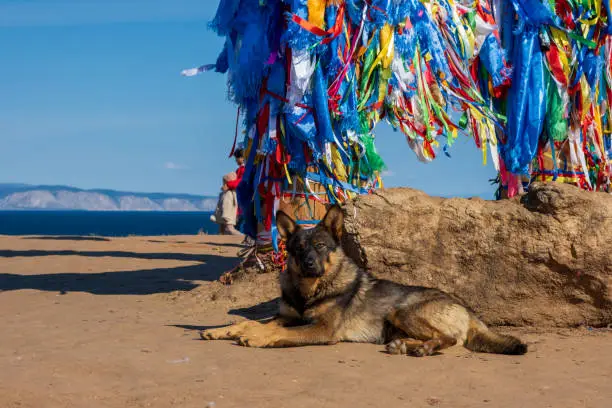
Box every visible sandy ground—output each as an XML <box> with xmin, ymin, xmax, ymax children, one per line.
<box><xmin>1</xmin><ymin>235</ymin><xmax>611</xmax><ymax>408</ymax></box>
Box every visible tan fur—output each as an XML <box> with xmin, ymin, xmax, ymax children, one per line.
<box><xmin>236</xmin><ymin>322</ymin><xmax>337</xmax><ymax>348</ymax></box>
<box><xmin>201</xmin><ymin>319</ymin><xmax>280</xmax><ymax>341</ymax></box>
<box><xmin>299</xmin><ymin>277</ymin><xmax>322</xmax><ymax>299</ymax></box>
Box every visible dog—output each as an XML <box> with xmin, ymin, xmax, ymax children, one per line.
<box><xmin>201</xmin><ymin>205</ymin><xmax>528</xmax><ymax>357</ymax></box>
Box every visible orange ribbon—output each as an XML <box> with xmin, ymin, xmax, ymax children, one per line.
<box><xmin>290</xmin><ymin>4</ymin><xmax>345</xmax><ymax>45</ymax></box>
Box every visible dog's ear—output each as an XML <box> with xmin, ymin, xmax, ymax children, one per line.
<box><xmin>321</xmin><ymin>205</ymin><xmax>344</xmax><ymax>242</ymax></box>
<box><xmin>276</xmin><ymin>210</ymin><xmax>299</xmax><ymax>240</ymax></box>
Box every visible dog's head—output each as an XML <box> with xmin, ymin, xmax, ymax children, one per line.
<box><xmin>276</xmin><ymin>205</ymin><xmax>344</xmax><ymax>278</ymax></box>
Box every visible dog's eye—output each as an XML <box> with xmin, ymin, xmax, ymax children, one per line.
<box><xmin>314</xmin><ymin>243</ymin><xmax>326</xmax><ymax>250</ymax></box>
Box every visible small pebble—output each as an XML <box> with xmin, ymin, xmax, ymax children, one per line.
<box><xmin>426</xmin><ymin>397</ymin><xmax>441</xmax><ymax>406</ymax></box>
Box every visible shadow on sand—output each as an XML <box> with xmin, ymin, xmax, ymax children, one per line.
<box><xmin>0</xmin><ymin>251</ymin><xmax>239</xmax><ymax>295</ymax></box>
<box><xmin>21</xmin><ymin>236</ymin><xmax>112</xmax><ymax>242</ymax></box>
<box><xmin>228</xmin><ymin>298</ymin><xmax>279</xmax><ymax>320</ymax></box>
<box><xmin>169</xmin><ymin>298</ymin><xmax>280</xmax><ymax>333</ymax></box>
<box><xmin>0</xmin><ymin>249</ymin><xmax>212</xmax><ymax>263</ymax></box>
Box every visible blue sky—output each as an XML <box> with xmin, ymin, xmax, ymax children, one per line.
<box><xmin>0</xmin><ymin>0</ymin><xmax>496</xmax><ymax>197</ymax></box>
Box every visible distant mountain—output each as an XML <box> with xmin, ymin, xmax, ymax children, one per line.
<box><xmin>0</xmin><ymin>183</ymin><xmax>217</xmax><ymax>211</ymax></box>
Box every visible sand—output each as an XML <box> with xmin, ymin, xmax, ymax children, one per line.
<box><xmin>0</xmin><ymin>234</ymin><xmax>611</xmax><ymax>408</ymax></box>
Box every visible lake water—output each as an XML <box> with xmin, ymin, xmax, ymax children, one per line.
<box><xmin>0</xmin><ymin>211</ymin><xmax>217</xmax><ymax>237</ymax></box>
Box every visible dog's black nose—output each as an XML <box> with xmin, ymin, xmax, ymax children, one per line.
<box><xmin>305</xmin><ymin>259</ymin><xmax>316</xmax><ymax>268</ymax></box>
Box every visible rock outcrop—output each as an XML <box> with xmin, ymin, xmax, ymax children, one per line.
<box><xmin>342</xmin><ymin>182</ymin><xmax>612</xmax><ymax>327</ymax></box>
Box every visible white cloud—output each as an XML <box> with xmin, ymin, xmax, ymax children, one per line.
<box><xmin>381</xmin><ymin>170</ymin><xmax>396</xmax><ymax>177</ymax></box>
<box><xmin>164</xmin><ymin>162</ymin><xmax>188</xmax><ymax>170</ymax></box>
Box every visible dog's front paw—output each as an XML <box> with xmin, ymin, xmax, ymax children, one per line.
<box><xmin>200</xmin><ymin>328</ymin><xmax>229</xmax><ymax>340</ymax></box>
<box><xmin>237</xmin><ymin>335</ymin><xmax>268</xmax><ymax>348</ymax></box>
<box><xmin>200</xmin><ymin>321</ymin><xmax>264</xmax><ymax>341</ymax></box>
<box><xmin>237</xmin><ymin>333</ymin><xmax>280</xmax><ymax>348</ymax></box>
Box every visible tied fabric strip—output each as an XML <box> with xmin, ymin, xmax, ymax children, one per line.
<box><xmin>185</xmin><ymin>0</ymin><xmax>611</xmax><ymax>241</ymax></box>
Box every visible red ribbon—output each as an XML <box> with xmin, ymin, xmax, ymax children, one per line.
<box><xmin>545</xmin><ymin>44</ymin><xmax>568</xmax><ymax>87</ymax></box>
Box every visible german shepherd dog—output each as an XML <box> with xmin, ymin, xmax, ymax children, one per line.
<box><xmin>201</xmin><ymin>206</ymin><xmax>527</xmax><ymax>357</ymax></box>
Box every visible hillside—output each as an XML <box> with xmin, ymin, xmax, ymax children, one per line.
<box><xmin>0</xmin><ymin>183</ymin><xmax>217</xmax><ymax>211</ymax></box>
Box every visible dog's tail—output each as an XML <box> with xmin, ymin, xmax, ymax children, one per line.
<box><xmin>464</xmin><ymin>318</ymin><xmax>527</xmax><ymax>355</ymax></box>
